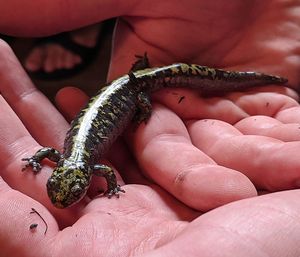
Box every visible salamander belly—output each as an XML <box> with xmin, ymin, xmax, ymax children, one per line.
<box><xmin>63</xmin><ymin>79</ymin><xmax>138</xmax><ymax>164</ymax></box>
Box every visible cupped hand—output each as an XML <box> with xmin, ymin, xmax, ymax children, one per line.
<box><xmin>101</xmin><ymin>0</ymin><xmax>300</xmax><ymax>210</ymax></box>
<box><xmin>1</xmin><ymin>41</ymin><xmax>300</xmax><ymax>257</ymax></box>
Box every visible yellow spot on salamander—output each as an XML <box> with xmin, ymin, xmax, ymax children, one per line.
<box><xmin>73</xmin><ymin>169</ymin><xmax>85</xmax><ymax>178</ymax></box>
<box><xmin>208</xmin><ymin>68</ymin><xmax>216</xmax><ymax>79</ymax></box>
<box><xmin>192</xmin><ymin>65</ymin><xmax>208</xmax><ymax>76</ymax></box>
<box><xmin>170</xmin><ymin>66</ymin><xmax>180</xmax><ymax>74</ymax></box>
<box><xmin>179</xmin><ymin>64</ymin><xmax>190</xmax><ymax>74</ymax></box>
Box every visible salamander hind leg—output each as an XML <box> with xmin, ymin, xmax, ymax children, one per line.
<box><xmin>130</xmin><ymin>52</ymin><xmax>150</xmax><ymax>72</ymax></box>
<box><xmin>93</xmin><ymin>164</ymin><xmax>125</xmax><ymax>198</ymax></box>
<box><xmin>22</xmin><ymin>147</ymin><xmax>62</xmax><ymax>173</ymax></box>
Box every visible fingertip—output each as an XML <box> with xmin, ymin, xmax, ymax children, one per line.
<box><xmin>0</xmin><ymin>39</ymin><xmax>14</xmax><ymax>58</ymax></box>
<box><xmin>55</xmin><ymin>87</ymin><xmax>89</xmax><ymax>122</ymax></box>
<box><xmin>172</xmin><ymin>164</ymin><xmax>257</xmax><ymax>211</ymax></box>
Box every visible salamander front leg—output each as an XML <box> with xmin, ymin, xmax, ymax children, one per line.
<box><xmin>133</xmin><ymin>91</ymin><xmax>152</xmax><ymax>124</ymax></box>
<box><xmin>22</xmin><ymin>147</ymin><xmax>62</xmax><ymax>173</ymax></box>
<box><xmin>93</xmin><ymin>164</ymin><xmax>125</xmax><ymax>198</ymax></box>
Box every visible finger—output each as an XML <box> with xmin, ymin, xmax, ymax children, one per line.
<box><xmin>234</xmin><ymin>115</ymin><xmax>300</xmax><ymax>141</ymax></box>
<box><xmin>0</xmin><ymin>95</ymin><xmax>34</xmax><ymax>171</ymax></box>
<box><xmin>107</xmin><ymin>139</ymin><xmax>149</xmax><ymax>185</ymax></box>
<box><xmin>229</xmin><ymin>91</ymin><xmax>299</xmax><ymax>117</ymax></box>
<box><xmin>0</xmin><ymin>40</ymin><xmax>68</xmax><ymax>149</ymax></box>
<box><xmin>188</xmin><ymin>119</ymin><xmax>300</xmax><ymax>191</ymax></box>
<box><xmin>152</xmin><ymin>88</ymin><xmax>249</xmax><ymax>124</ymax></box>
<box><xmin>140</xmin><ymin>190</ymin><xmax>300</xmax><ymax>257</ymax></box>
<box><xmin>243</xmin><ymin>84</ymin><xmax>299</xmax><ymax>101</ymax></box>
<box><xmin>128</xmin><ymin>103</ymin><xmax>257</xmax><ymax>211</ymax></box>
<box><xmin>152</xmin><ymin>87</ymin><xmax>298</xmax><ymax>124</ymax></box>
<box><xmin>55</xmin><ymin>86</ymin><xmax>89</xmax><ymax>122</ymax></box>
<box><xmin>275</xmin><ymin>106</ymin><xmax>300</xmax><ymax>123</ymax></box>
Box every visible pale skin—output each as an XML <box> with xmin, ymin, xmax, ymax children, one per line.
<box><xmin>24</xmin><ymin>24</ymin><xmax>102</xmax><ymax>73</ymax></box>
<box><xmin>0</xmin><ymin>0</ymin><xmax>300</xmax><ymax>256</ymax></box>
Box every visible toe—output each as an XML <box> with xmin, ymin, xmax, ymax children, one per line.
<box><xmin>24</xmin><ymin>47</ymin><xmax>45</xmax><ymax>72</ymax></box>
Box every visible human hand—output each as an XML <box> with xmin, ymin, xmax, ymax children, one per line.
<box><xmin>1</xmin><ymin>0</ymin><xmax>299</xmax><ymax>86</ymax></box>
<box><xmin>106</xmin><ymin>0</ymin><xmax>298</xmax><ymax>84</ymax></box>
<box><xmin>100</xmin><ymin>0</ymin><xmax>300</xmax><ymax>210</ymax></box>
<box><xmin>0</xmin><ymin>38</ymin><xmax>196</xmax><ymax>256</ymax></box>
<box><xmin>2</xmin><ymin>1</ymin><xmax>297</xmax><ymax>216</ymax></box>
<box><xmin>1</xmin><ymin>41</ymin><xmax>300</xmax><ymax>257</ymax></box>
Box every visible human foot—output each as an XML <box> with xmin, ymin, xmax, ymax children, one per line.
<box><xmin>24</xmin><ymin>24</ymin><xmax>101</xmax><ymax>79</ymax></box>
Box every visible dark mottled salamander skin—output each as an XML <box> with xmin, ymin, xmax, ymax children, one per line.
<box><xmin>22</xmin><ymin>56</ymin><xmax>288</xmax><ymax>208</ymax></box>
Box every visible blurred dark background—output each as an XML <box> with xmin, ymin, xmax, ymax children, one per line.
<box><xmin>5</xmin><ymin>20</ymin><xmax>115</xmax><ymax>102</ymax></box>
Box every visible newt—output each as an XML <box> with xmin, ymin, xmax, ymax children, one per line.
<box><xmin>22</xmin><ymin>54</ymin><xmax>288</xmax><ymax>208</ymax></box>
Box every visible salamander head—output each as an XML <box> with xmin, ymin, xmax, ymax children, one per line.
<box><xmin>46</xmin><ymin>165</ymin><xmax>91</xmax><ymax>208</ymax></box>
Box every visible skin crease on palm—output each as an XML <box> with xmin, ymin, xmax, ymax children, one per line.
<box><xmin>0</xmin><ymin>0</ymin><xmax>300</xmax><ymax>256</ymax></box>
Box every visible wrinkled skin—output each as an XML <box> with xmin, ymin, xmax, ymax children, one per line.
<box><xmin>0</xmin><ymin>1</ymin><xmax>300</xmax><ymax>256</ymax></box>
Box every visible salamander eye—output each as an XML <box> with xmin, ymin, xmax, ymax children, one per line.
<box><xmin>71</xmin><ymin>184</ymin><xmax>83</xmax><ymax>196</ymax></box>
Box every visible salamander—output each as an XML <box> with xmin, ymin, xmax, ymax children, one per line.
<box><xmin>22</xmin><ymin>54</ymin><xmax>288</xmax><ymax>208</ymax></box>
